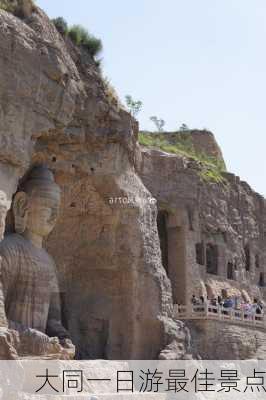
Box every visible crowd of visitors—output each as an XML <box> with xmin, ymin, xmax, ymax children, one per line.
<box><xmin>190</xmin><ymin>294</ymin><xmax>264</xmax><ymax>318</ymax></box>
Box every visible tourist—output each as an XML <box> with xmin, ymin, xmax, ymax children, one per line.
<box><xmin>253</xmin><ymin>299</ymin><xmax>263</xmax><ymax>320</ymax></box>
<box><xmin>221</xmin><ymin>296</ymin><xmax>234</xmax><ymax>316</ymax></box>
<box><xmin>258</xmin><ymin>300</ymin><xmax>264</xmax><ymax>313</ymax></box>
<box><xmin>191</xmin><ymin>294</ymin><xmax>197</xmax><ymax>306</ymax></box>
<box><xmin>223</xmin><ymin>297</ymin><xmax>233</xmax><ymax>308</ymax></box>
<box><xmin>198</xmin><ymin>295</ymin><xmax>206</xmax><ymax>312</ymax></box>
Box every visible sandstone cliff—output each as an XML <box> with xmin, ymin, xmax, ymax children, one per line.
<box><xmin>137</xmin><ymin>145</ymin><xmax>266</xmax><ymax>301</ymax></box>
<box><xmin>0</xmin><ymin>6</ymin><xmax>189</xmax><ymax>359</ymax></box>
<box><xmin>137</xmin><ymin>143</ymin><xmax>266</xmax><ymax>359</ymax></box>
<box><xmin>0</xmin><ymin>2</ymin><xmax>265</xmax><ymax>361</ymax></box>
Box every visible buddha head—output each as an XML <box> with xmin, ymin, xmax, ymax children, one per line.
<box><xmin>12</xmin><ymin>166</ymin><xmax>61</xmax><ymax>238</ymax></box>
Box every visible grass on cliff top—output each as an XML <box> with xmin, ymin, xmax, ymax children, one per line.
<box><xmin>52</xmin><ymin>18</ymin><xmax>102</xmax><ymax>59</ymax></box>
<box><xmin>139</xmin><ymin>131</ymin><xmax>227</xmax><ymax>185</ymax></box>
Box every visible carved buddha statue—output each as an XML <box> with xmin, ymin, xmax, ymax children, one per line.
<box><xmin>0</xmin><ymin>165</ymin><xmax>74</xmax><ymax>358</ymax></box>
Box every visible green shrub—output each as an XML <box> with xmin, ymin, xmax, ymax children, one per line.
<box><xmin>68</xmin><ymin>24</ymin><xmax>84</xmax><ymax>44</ymax></box>
<box><xmin>52</xmin><ymin>17</ymin><xmax>68</xmax><ymax>35</ymax></box>
<box><xmin>125</xmin><ymin>95</ymin><xmax>142</xmax><ymax>118</ymax></box>
<box><xmin>68</xmin><ymin>24</ymin><xmax>102</xmax><ymax>57</ymax></box>
<box><xmin>199</xmin><ymin>168</ymin><xmax>226</xmax><ymax>185</ymax></box>
<box><xmin>49</xmin><ymin>17</ymin><xmax>103</xmax><ymax>59</ymax></box>
<box><xmin>82</xmin><ymin>34</ymin><xmax>103</xmax><ymax>57</ymax></box>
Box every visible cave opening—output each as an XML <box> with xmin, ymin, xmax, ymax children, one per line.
<box><xmin>206</xmin><ymin>243</ymin><xmax>218</xmax><ymax>275</ymax></box>
<box><xmin>157</xmin><ymin>210</ymin><xmax>169</xmax><ymax>275</ymax></box>
<box><xmin>227</xmin><ymin>262</ymin><xmax>234</xmax><ymax>280</ymax></box>
<box><xmin>259</xmin><ymin>273</ymin><xmax>265</xmax><ymax>287</ymax></box>
<box><xmin>157</xmin><ymin>210</ymin><xmax>186</xmax><ymax>305</ymax></box>
<box><xmin>196</xmin><ymin>242</ymin><xmax>205</xmax><ymax>265</ymax></box>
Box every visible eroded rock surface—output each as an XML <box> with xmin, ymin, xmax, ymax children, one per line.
<box><xmin>187</xmin><ymin>320</ymin><xmax>266</xmax><ymax>360</ymax></box>
<box><xmin>137</xmin><ymin>145</ymin><xmax>266</xmax><ymax>358</ymax></box>
<box><xmin>1</xmin><ymin>2</ymin><xmax>264</xmax><ymax>361</ymax></box>
<box><xmin>138</xmin><ymin>145</ymin><xmax>266</xmax><ymax>296</ymax></box>
<box><xmin>0</xmin><ymin>6</ymin><xmax>189</xmax><ymax>359</ymax></box>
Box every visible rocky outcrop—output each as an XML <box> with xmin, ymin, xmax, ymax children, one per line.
<box><xmin>186</xmin><ymin>129</ymin><xmax>225</xmax><ymax>167</ymax></box>
<box><xmin>141</xmin><ymin>129</ymin><xmax>226</xmax><ymax>167</ymax></box>
<box><xmin>137</xmin><ymin>145</ymin><xmax>266</xmax><ymax>295</ymax></box>
<box><xmin>137</xmin><ymin>145</ymin><xmax>266</xmax><ymax>358</ymax></box>
<box><xmin>0</xmin><ymin>6</ymin><xmax>190</xmax><ymax>359</ymax></box>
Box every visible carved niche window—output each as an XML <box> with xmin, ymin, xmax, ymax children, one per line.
<box><xmin>227</xmin><ymin>262</ymin><xmax>234</xmax><ymax>280</ymax></box>
<box><xmin>157</xmin><ymin>210</ymin><xmax>169</xmax><ymax>275</ymax></box>
<box><xmin>206</xmin><ymin>243</ymin><xmax>218</xmax><ymax>275</ymax></box>
<box><xmin>196</xmin><ymin>242</ymin><xmax>205</xmax><ymax>266</ymax></box>
<box><xmin>259</xmin><ymin>273</ymin><xmax>265</xmax><ymax>287</ymax></box>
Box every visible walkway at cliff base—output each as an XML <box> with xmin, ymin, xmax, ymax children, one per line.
<box><xmin>174</xmin><ymin>303</ymin><xmax>266</xmax><ymax>329</ymax></box>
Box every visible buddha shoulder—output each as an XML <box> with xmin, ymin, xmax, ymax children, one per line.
<box><xmin>0</xmin><ymin>233</ymin><xmax>27</xmax><ymax>257</ymax></box>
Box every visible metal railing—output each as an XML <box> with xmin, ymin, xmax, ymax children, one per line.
<box><xmin>174</xmin><ymin>303</ymin><xmax>265</xmax><ymax>328</ymax></box>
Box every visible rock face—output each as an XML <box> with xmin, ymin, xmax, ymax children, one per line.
<box><xmin>138</xmin><ymin>145</ymin><xmax>266</xmax><ymax>301</ymax></box>
<box><xmin>137</xmin><ymin>145</ymin><xmax>266</xmax><ymax>358</ymax></box>
<box><xmin>0</xmin><ymin>3</ymin><xmax>265</xmax><ymax>361</ymax></box>
<box><xmin>186</xmin><ymin>129</ymin><xmax>225</xmax><ymax>167</ymax></box>
<box><xmin>187</xmin><ymin>320</ymin><xmax>266</xmax><ymax>360</ymax></box>
<box><xmin>142</xmin><ymin>129</ymin><xmax>226</xmax><ymax>167</ymax></box>
<box><xmin>0</xmin><ymin>6</ymin><xmax>189</xmax><ymax>359</ymax></box>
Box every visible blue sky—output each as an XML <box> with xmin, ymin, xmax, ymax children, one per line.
<box><xmin>37</xmin><ymin>0</ymin><xmax>266</xmax><ymax>195</ymax></box>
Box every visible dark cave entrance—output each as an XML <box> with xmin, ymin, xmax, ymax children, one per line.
<box><xmin>157</xmin><ymin>210</ymin><xmax>169</xmax><ymax>274</ymax></box>
<box><xmin>196</xmin><ymin>242</ymin><xmax>205</xmax><ymax>265</ymax></box>
<box><xmin>227</xmin><ymin>262</ymin><xmax>234</xmax><ymax>280</ymax></box>
<box><xmin>206</xmin><ymin>243</ymin><xmax>218</xmax><ymax>275</ymax></box>
<box><xmin>157</xmin><ymin>210</ymin><xmax>186</xmax><ymax>305</ymax></box>
<box><xmin>259</xmin><ymin>273</ymin><xmax>265</xmax><ymax>287</ymax></box>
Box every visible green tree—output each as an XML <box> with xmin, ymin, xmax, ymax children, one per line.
<box><xmin>180</xmin><ymin>123</ymin><xmax>189</xmax><ymax>131</ymax></box>
<box><xmin>125</xmin><ymin>95</ymin><xmax>142</xmax><ymax>118</ymax></box>
<box><xmin>68</xmin><ymin>25</ymin><xmax>102</xmax><ymax>57</ymax></box>
<box><xmin>150</xmin><ymin>116</ymin><xmax>165</xmax><ymax>132</ymax></box>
